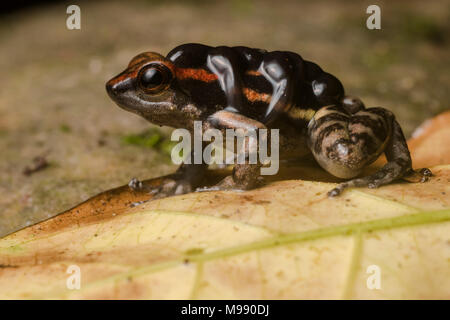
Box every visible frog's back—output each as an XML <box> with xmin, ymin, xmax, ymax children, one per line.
<box><xmin>167</xmin><ymin>43</ymin><xmax>344</xmax><ymax>125</ymax></box>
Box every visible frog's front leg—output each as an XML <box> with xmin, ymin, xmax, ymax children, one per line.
<box><xmin>151</xmin><ymin>149</ymin><xmax>208</xmax><ymax>199</ymax></box>
<box><xmin>307</xmin><ymin>105</ymin><xmax>432</xmax><ymax>197</ymax></box>
<box><xmin>203</xmin><ymin>110</ymin><xmax>266</xmax><ymax>191</ymax></box>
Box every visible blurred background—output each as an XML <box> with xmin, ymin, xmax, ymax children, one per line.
<box><xmin>0</xmin><ymin>0</ymin><xmax>449</xmax><ymax>236</ymax></box>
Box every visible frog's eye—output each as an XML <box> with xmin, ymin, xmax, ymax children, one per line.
<box><xmin>138</xmin><ymin>64</ymin><xmax>172</xmax><ymax>94</ymax></box>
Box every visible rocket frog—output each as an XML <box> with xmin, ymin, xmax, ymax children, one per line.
<box><xmin>106</xmin><ymin>43</ymin><xmax>431</xmax><ymax>198</ymax></box>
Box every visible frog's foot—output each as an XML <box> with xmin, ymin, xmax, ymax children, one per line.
<box><xmin>328</xmin><ymin>164</ymin><xmax>432</xmax><ymax>197</ymax></box>
<box><xmin>151</xmin><ymin>178</ymin><xmax>193</xmax><ymax>200</ymax></box>
<box><xmin>196</xmin><ymin>176</ymin><xmax>237</xmax><ymax>192</ymax></box>
<box><xmin>197</xmin><ymin>163</ymin><xmax>264</xmax><ymax>192</ymax></box>
<box><xmin>402</xmin><ymin>168</ymin><xmax>432</xmax><ymax>183</ymax></box>
<box><xmin>197</xmin><ymin>175</ymin><xmax>264</xmax><ymax>193</ymax></box>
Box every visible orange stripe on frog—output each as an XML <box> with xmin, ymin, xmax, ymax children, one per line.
<box><xmin>245</xmin><ymin>70</ymin><xmax>262</xmax><ymax>76</ymax></box>
<box><xmin>176</xmin><ymin>68</ymin><xmax>218</xmax><ymax>82</ymax></box>
<box><xmin>243</xmin><ymin>87</ymin><xmax>271</xmax><ymax>103</ymax></box>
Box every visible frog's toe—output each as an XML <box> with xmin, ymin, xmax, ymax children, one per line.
<box><xmin>128</xmin><ymin>177</ymin><xmax>144</xmax><ymax>191</ymax></box>
<box><xmin>327</xmin><ymin>186</ymin><xmax>344</xmax><ymax>197</ymax></box>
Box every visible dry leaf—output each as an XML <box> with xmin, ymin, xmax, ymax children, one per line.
<box><xmin>0</xmin><ymin>112</ymin><xmax>449</xmax><ymax>299</ymax></box>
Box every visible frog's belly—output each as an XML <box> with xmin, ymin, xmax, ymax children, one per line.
<box><xmin>272</xmin><ymin>118</ymin><xmax>311</xmax><ymax>160</ymax></box>
<box><xmin>278</xmin><ymin>131</ymin><xmax>310</xmax><ymax>159</ymax></box>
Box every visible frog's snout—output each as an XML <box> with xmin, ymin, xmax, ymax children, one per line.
<box><xmin>106</xmin><ymin>76</ymin><xmax>132</xmax><ymax>99</ymax></box>
<box><xmin>105</xmin><ymin>78</ymin><xmax>116</xmax><ymax>98</ymax></box>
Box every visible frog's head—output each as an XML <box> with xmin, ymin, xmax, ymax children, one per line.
<box><xmin>106</xmin><ymin>52</ymin><xmax>201</xmax><ymax>129</ymax></box>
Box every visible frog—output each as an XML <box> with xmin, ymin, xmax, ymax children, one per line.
<box><xmin>106</xmin><ymin>43</ymin><xmax>431</xmax><ymax>198</ymax></box>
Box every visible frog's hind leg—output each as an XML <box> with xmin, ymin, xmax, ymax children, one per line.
<box><xmin>307</xmin><ymin>104</ymin><xmax>431</xmax><ymax>197</ymax></box>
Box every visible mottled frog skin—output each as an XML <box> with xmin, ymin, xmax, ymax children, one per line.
<box><xmin>106</xmin><ymin>43</ymin><xmax>431</xmax><ymax>198</ymax></box>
